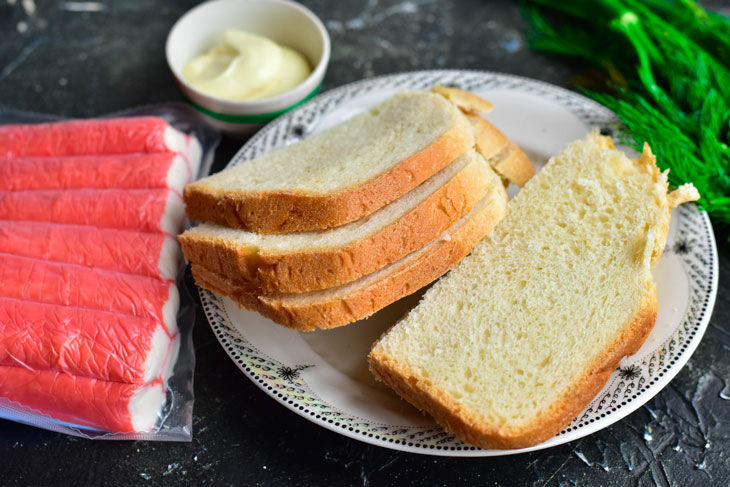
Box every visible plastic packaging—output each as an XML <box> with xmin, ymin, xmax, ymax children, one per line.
<box><xmin>0</xmin><ymin>103</ymin><xmax>219</xmax><ymax>441</ymax></box>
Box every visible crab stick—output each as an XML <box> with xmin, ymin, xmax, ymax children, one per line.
<box><xmin>0</xmin><ymin>116</ymin><xmax>189</xmax><ymax>157</ymax></box>
<box><xmin>0</xmin><ymin>152</ymin><xmax>191</xmax><ymax>193</ymax></box>
<box><xmin>0</xmin><ymin>365</ymin><xmax>165</xmax><ymax>432</ymax></box>
<box><xmin>0</xmin><ymin>188</ymin><xmax>185</xmax><ymax>234</ymax></box>
<box><xmin>0</xmin><ymin>297</ymin><xmax>173</xmax><ymax>384</ymax></box>
<box><xmin>0</xmin><ymin>221</ymin><xmax>181</xmax><ymax>280</ymax></box>
<box><xmin>162</xmin><ymin>334</ymin><xmax>181</xmax><ymax>383</ymax></box>
<box><xmin>0</xmin><ymin>254</ymin><xmax>178</xmax><ymax>332</ymax></box>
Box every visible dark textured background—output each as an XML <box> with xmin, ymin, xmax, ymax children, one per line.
<box><xmin>1</xmin><ymin>1</ymin><xmax>729</xmax><ymax>485</ymax></box>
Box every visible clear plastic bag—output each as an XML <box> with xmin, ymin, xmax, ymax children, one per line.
<box><xmin>0</xmin><ymin>103</ymin><xmax>219</xmax><ymax>441</ymax></box>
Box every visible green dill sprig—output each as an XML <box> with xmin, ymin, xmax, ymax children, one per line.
<box><xmin>522</xmin><ymin>0</ymin><xmax>730</xmax><ymax>225</ymax></box>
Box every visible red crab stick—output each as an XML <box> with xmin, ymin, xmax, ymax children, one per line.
<box><xmin>0</xmin><ymin>254</ymin><xmax>179</xmax><ymax>333</ymax></box>
<box><xmin>0</xmin><ymin>116</ymin><xmax>188</xmax><ymax>158</ymax></box>
<box><xmin>0</xmin><ymin>152</ymin><xmax>191</xmax><ymax>193</ymax></box>
<box><xmin>0</xmin><ymin>297</ymin><xmax>172</xmax><ymax>384</ymax></box>
<box><xmin>0</xmin><ymin>188</ymin><xmax>185</xmax><ymax>234</ymax></box>
<box><xmin>0</xmin><ymin>221</ymin><xmax>181</xmax><ymax>280</ymax></box>
<box><xmin>0</xmin><ymin>365</ymin><xmax>165</xmax><ymax>432</ymax></box>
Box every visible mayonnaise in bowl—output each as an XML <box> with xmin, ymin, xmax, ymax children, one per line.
<box><xmin>183</xmin><ymin>29</ymin><xmax>312</xmax><ymax>101</ymax></box>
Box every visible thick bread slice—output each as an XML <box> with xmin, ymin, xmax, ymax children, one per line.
<box><xmin>467</xmin><ymin>114</ymin><xmax>535</xmax><ymax>187</ymax></box>
<box><xmin>430</xmin><ymin>86</ymin><xmax>536</xmax><ymax>187</ymax></box>
<box><xmin>466</xmin><ymin>114</ymin><xmax>508</xmax><ymax>159</ymax></box>
<box><xmin>368</xmin><ymin>133</ymin><xmax>699</xmax><ymax>450</ymax></box>
<box><xmin>179</xmin><ymin>150</ymin><xmax>493</xmax><ymax>294</ymax></box>
<box><xmin>495</xmin><ymin>144</ymin><xmax>533</xmax><ymax>188</ymax></box>
<box><xmin>431</xmin><ymin>86</ymin><xmax>494</xmax><ymax>114</ymax></box>
<box><xmin>184</xmin><ymin>91</ymin><xmax>474</xmax><ymax>233</ymax></box>
<box><xmin>191</xmin><ymin>178</ymin><xmax>507</xmax><ymax>331</ymax></box>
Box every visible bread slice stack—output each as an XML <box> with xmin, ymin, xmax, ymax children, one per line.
<box><xmin>180</xmin><ymin>87</ymin><xmax>533</xmax><ymax>330</ymax></box>
<box><xmin>369</xmin><ymin>132</ymin><xmax>699</xmax><ymax>449</ymax></box>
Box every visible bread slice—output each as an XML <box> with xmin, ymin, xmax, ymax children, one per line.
<box><xmin>184</xmin><ymin>91</ymin><xmax>474</xmax><ymax>233</ymax></box>
<box><xmin>191</xmin><ymin>171</ymin><xmax>507</xmax><ymax>331</ymax></box>
<box><xmin>368</xmin><ymin>133</ymin><xmax>699</xmax><ymax>450</ymax></box>
<box><xmin>430</xmin><ymin>86</ymin><xmax>534</xmax><ymax>187</ymax></box>
<box><xmin>179</xmin><ymin>150</ymin><xmax>494</xmax><ymax>294</ymax></box>
<box><xmin>431</xmin><ymin>86</ymin><xmax>494</xmax><ymax>114</ymax></box>
<box><xmin>467</xmin><ymin>114</ymin><xmax>534</xmax><ymax>187</ymax></box>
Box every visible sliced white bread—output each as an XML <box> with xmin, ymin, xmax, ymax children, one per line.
<box><xmin>368</xmin><ymin>133</ymin><xmax>699</xmax><ymax>450</ymax></box>
<box><xmin>179</xmin><ymin>150</ymin><xmax>494</xmax><ymax>294</ymax></box>
<box><xmin>191</xmin><ymin>168</ymin><xmax>507</xmax><ymax>331</ymax></box>
<box><xmin>430</xmin><ymin>86</ymin><xmax>534</xmax><ymax>187</ymax></box>
<box><xmin>431</xmin><ymin>86</ymin><xmax>495</xmax><ymax>114</ymax></box>
<box><xmin>466</xmin><ymin>114</ymin><xmax>534</xmax><ymax>187</ymax></box>
<box><xmin>184</xmin><ymin>91</ymin><xmax>474</xmax><ymax>233</ymax></box>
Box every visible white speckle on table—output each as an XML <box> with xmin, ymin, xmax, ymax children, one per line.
<box><xmin>720</xmin><ymin>381</ymin><xmax>730</xmax><ymax>400</ymax></box>
<box><xmin>21</xmin><ymin>0</ymin><xmax>35</xmax><ymax>15</ymax></box>
<box><xmin>574</xmin><ymin>449</ymin><xmax>591</xmax><ymax>467</ymax></box>
<box><xmin>346</xmin><ymin>17</ymin><xmax>365</xmax><ymax>29</ymax></box>
<box><xmin>643</xmin><ymin>428</ymin><xmax>652</xmax><ymax>444</ymax></box>
<box><xmin>7</xmin><ymin>0</ymin><xmax>17</xmax><ymax>6</ymax></box>
<box><xmin>326</xmin><ymin>20</ymin><xmax>343</xmax><ymax>32</ymax></box>
<box><xmin>16</xmin><ymin>20</ymin><xmax>27</xmax><ymax>33</ymax></box>
<box><xmin>0</xmin><ymin>37</ymin><xmax>42</xmax><ymax>80</ymax></box>
<box><xmin>59</xmin><ymin>1</ymin><xmax>106</xmax><ymax>12</ymax></box>
<box><xmin>341</xmin><ymin>0</ymin><xmax>437</xmax><ymax>31</ymax></box>
<box><xmin>58</xmin><ymin>77</ymin><xmax>68</xmax><ymax>86</ymax></box>
<box><xmin>139</xmin><ymin>473</ymin><xmax>151</xmax><ymax>480</ymax></box>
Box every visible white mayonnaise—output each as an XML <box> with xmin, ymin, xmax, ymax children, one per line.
<box><xmin>183</xmin><ymin>29</ymin><xmax>311</xmax><ymax>100</ymax></box>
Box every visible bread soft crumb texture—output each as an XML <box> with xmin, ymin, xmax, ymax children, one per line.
<box><xmin>179</xmin><ymin>150</ymin><xmax>494</xmax><ymax>294</ymax></box>
<box><xmin>184</xmin><ymin>91</ymin><xmax>474</xmax><ymax>233</ymax></box>
<box><xmin>190</xmin><ymin>166</ymin><xmax>507</xmax><ymax>331</ymax></box>
<box><xmin>369</xmin><ymin>132</ymin><xmax>699</xmax><ymax>450</ymax></box>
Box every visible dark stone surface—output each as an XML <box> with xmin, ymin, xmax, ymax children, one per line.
<box><xmin>0</xmin><ymin>0</ymin><xmax>728</xmax><ymax>485</ymax></box>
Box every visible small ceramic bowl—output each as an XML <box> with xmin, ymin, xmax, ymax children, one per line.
<box><xmin>166</xmin><ymin>0</ymin><xmax>330</xmax><ymax>135</ymax></box>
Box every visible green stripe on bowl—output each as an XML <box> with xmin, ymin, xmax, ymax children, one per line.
<box><xmin>183</xmin><ymin>84</ymin><xmax>321</xmax><ymax>124</ymax></box>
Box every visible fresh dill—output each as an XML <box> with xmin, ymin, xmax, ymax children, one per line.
<box><xmin>522</xmin><ymin>0</ymin><xmax>730</xmax><ymax>224</ymax></box>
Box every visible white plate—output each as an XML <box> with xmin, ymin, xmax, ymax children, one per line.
<box><xmin>198</xmin><ymin>70</ymin><xmax>719</xmax><ymax>456</ymax></box>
